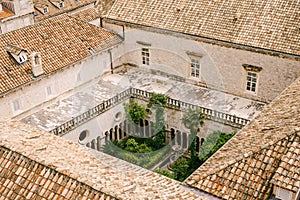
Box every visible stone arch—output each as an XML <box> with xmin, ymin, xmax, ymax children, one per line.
<box><xmin>150</xmin><ymin>121</ymin><xmax>155</xmax><ymax>137</ymax></box>
<box><xmin>114</xmin><ymin>125</ymin><xmax>118</xmax><ymax>140</ymax></box>
<box><xmin>140</xmin><ymin>119</ymin><xmax>145</xmax><ymax>137</ymax></box>
<box><xmin>176</xmin><ymin>130</ymin><xmax>181</xmax><ymax>146</ymax></box>
<box><xmin>105</xmin><ymin>131</ymin><xmax>109</xmax><ymax>142</ymax></box>
<box><xmin>118</xmin><ymin>123</ymin><xmax>123</xmax><ymax>140</ymax></box>
<box><xmin>123</xmin><ymin>120</ymin><xmax>127</xmax><ymax>138</ymax></box>
<box><xmin>97</xmin><ymin>136</ymin><xmax>102</xmax><ymax>151</ymax></box>
<box><xmin>145</xmin><ymin>119</ymin><xmax>150</xmax><ymax>138</ymax></box>
<box><xmin>109</xmin><ymin>128</ymin><xmax>113</xmax><ymax>140</ymax></box>
<box><xmin>200</xmin><ymin>138</ymin><xmax>205</xmax><ymax>146</ymax></box>
<box><xmin>171</xmin><ymin>128</ymin><xmax>175</xmax><ymax>145</ymax></box>
<box><xmin>182</xmin><ymin>132</ymin><xmax>188</xmax><ymax>149</ymax></box>
<box><xmin>91</xmin><ymin>139</ymin><xmax>96</xmax><ymax>149</ymax></box>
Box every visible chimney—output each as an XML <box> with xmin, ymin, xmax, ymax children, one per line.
<box><xmin>30</xmin><ymin>52</ymin><xmax>44</xmax><ymax>77</ymax></box>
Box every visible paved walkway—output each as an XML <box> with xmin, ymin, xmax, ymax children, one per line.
<box><xmin>21</xmin><ymin>68</ymin><xmax>266</xmax><ymax>132</ymax></box>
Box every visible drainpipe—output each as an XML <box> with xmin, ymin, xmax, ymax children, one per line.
<box><xmin>109</xmin><ymin>49</ymin><xmax>113</xmax><ymax>74</ymax></box>
<box><xmin>100</xmin><ymin>17</ymin><xmax>103</xmax><ymax>27</ymax></box>
<box><xmin>122</xmin><ymin>25</ymin><xmax>125</xmax><ymax>38</ymax></box>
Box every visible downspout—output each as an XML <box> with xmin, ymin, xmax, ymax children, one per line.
<box><xmin>108</xmin><ymin>49</ymin><xmax>113</xmax><ymax>74</ymax></box>
<box><xmin>100</xmin><ymin>17</ymin><xmax>103</xmax><ymax>27</ymax></box>
<box><xmin>122</xmin><ymin>25</ymin><xmax>125</xmax><ymax>38</ymax></box>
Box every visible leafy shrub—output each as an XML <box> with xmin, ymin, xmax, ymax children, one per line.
<box><xmin>124</xmin><ymin>100</ymin><xmax>147</xmax><ymax>125</ymax></box>
<box><xmin>154</xmin><ymin>169</ymin><xmax>174</xmax><ymax>179</ymax></box>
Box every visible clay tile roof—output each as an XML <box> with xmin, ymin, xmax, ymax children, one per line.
<box><xmin>271</xmin><ymin>136</ymin><xmax>300</xmax><ymax>193</ymax></box>
<box><xmin>0</xmin><ymin>14</ymin><xmax>122</xmax><ymax>96</ymax></box>
<box><xmin>184</xmin><ymin>76</ymin><xmax>300</xmax><ymax>199</ymax></box>
<box><xmin>33</xmin><ymin>0</ymin><xmax>96</xmax><ymax>21</ymax></box>
<box><xmin>71</xmin><ymin>7</ymin><xmax>101</xmax><ymax>22</ymax></box>
<box><xmin>71</xmin><ymin>0</ymin><xmax>116</xmax><ymax>22</ymax></box>
<box><xmin>0</xmin><ymin>6</ymin><xmax>14</xmax><ymax>19</ymax></box>
<box><xmin>5</xmin><ymin>44</ymin><xmax>27</xmax><ymax>56</ymax></box>
<box><xmin>106</xmin><ymin>0</ymin><xmax>300</xmax><ymax>56</ymax></box>
<box><xmin>0</xmin><ymin>119</ymin><xmax>207</xmax><ymax>199</ymax></box>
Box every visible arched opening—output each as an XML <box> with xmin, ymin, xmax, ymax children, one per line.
<box><xmin>171</xmin><ymin>128</ymin><xmax>175</xmax><ymax>145</ymax></box>
<box><xmin>109</xmin><ymin>128</ymin><xmax>113</xmax><ymax>140</ymax></box>
<box><xmin>114</xmin><ymin>126</ymin><xmax>118</xmax><ymax>140</ymax></box>
<box><xmin>118</xmin><ymin>123</ymin><xmax>123</xmax><ymax>140</ymax></box>
<box><xmin>196</xmin><ymin>136</ymin><xmax>200</xmax><ymax>153</ymax></box>
<box><xmin>182</xmin><ymin>132</ymin><xmax>187</xmax><ymax>149</ymax></box>
<box><xmin>145</xmin><ymin>120</ymin><xmax>149</xmax><ymax>138</ymax></box>
<box><xmin>200</xmin><ymin>138</ymin><xmax>205</xmax><ymax>146</ymax></box>
<box><xmin>105</xmin><ymin>131</ymin><xmax>109</xmax><ymax>142</ymax></box>
<box><xmin>123</xmin><ymin>121</ymin><xmax>127</xmax><ymax>138</ymax></box>
<box><xmin>91</xmin><ymin>139</ymin><xmax>96</xmax><ymax>149</ymax></box>
<box><xmin>176</xmin><ymin>130</ymin><xmax>181</xmax><ymax>146</ymax></box>
<box><xmin>150</xmin><ymin>121</ymin><xmax>154</xmax><ymax>137</ymax></box>
<box><xmin>140</xmin><ymin>120</ymin><xmax>144</xmax><ymax>137</ymax></box>
<box><xmin>97</xmin><ymin>136</ymin><xmax>101</xmax><ymax>151</ymax></box>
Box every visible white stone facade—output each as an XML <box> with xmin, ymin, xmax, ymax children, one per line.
<box><xmin>0</xmin><ymin>0</ymin><xmax>34</xmax><ymax>33</ymax></box>
<box><xmin>104</xmin><ymin>22</ymin><xmax>300</xmax><ymax>103</ymax></box>
<box><xmin>1</xmin><ymin>52</ymin><xmax>112</xmax><ymax>119</ymax></box>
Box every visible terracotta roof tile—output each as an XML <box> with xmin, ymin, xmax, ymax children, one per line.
<box><xmin>271</xmin><ymin>136</ymin><xmax>300</xmax><ymax>193</ymax></box>
<box><xmin>107</xmin><ymin>0</ymin><xmax>300</xmax><ymax>56</ymax></box>
<box><xmin>0</xmin><ymin>119</ymin><xmax>207</xmax><ymax>199</ymax></box>
<box><xmin>0</xmin><ymin>6</ymin><xmax>14</xmax><ymax>19</ymax></box>
<box><xmin>185</xmin><ymin>76</ymin><xmax>300</xmax><ymax>199</ymax></box>
<box><xmin>71</xmin><ymin>0</ymin><xmax>115</xmax><ymax>22</ymax></box>
<box><xmin>34</xmin><ymin>0</ymin><xmax>95</xmax><ymax>21</ymax></box>
<box><xmin>0</xmin><ymin>14</ymin><xmax>122</xmax><ymax>96</ymax></box>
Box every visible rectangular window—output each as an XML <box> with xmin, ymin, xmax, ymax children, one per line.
<box><xmin>190</xmin><ymin>58</ymin><xmax>200</xmax><ymax>78</ymax></box>
<box><xmin>246</xmin><ymin>71</ymin><xmax>257</xmax><ymax>92</ymax></box>
<box><xmin>13</xmin><ymin>99</ymin><xmax>20</xmax><ymax>112</ymax></box>
<box><xmin>44</xmin><ymin>7</ymin><xmax>48</xmax><ymax>14</ymax></box>
<box><xmin>142</xmin><ymin>48</ymin><xmax>150</xmax><ymax>65</ymax></box>
<box><xmin>77</xmin><ymin>73</ymin><xmax>81</xmax><ymax>82</ymax></box>
<box><xmin>46</xmin><ymin>86</ymin><xmax>52</xmax><ymax>96</ymax></box>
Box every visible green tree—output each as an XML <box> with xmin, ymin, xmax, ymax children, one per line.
<box><xmin>198</xmin><ymin>131</ymin><xmax>236</xmax><ymax>161</ymax></box>
<box><xmin>154</xmin><ymin>169</ymin><xmax>174</xmax><ymax>179</ymax></box>
<box><xmin>124</xmin><ymin>99</ymin><xmax>147</xmax><ymax>125</ymax></box>
<box><xmin>172</xmin><ymin>157</ymin><xmax>189</xmax><ymax>182</ymax></box>
<box><xmin>182</xmin><ymin>108</ymin><xmax>205</xmax><ymax>165</ymax></box>
<box><xmin>147</xmin><ymin>93</ymin><xmax>168</xmax><ymax>147</ymax></box>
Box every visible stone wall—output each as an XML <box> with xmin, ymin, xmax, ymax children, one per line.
<box><xmin>1</xmin><ymin>52</ymin><xmax>111</xmax><ymax>119</ymax></box>
<box><xmin>104</xmin><ymin>22</ymin><xmax>300</xmax><ymax>102</ymax></box>
<box><xmin>1</xmin><ymin>13</ymin><xmax>34</xmax><ymax>33</ymax></box>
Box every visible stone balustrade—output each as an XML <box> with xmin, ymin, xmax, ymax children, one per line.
<box><xmin>50</xmin><ymin>87</ymin><xmax>250</xmax><ymax>136</ymax></box>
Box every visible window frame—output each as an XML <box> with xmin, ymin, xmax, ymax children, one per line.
<box><xmin>46</xmin><ymin>85</ymin><xmax>52</xmax><ymax>97</ymax></box>
<box><xmin>141</xmin><ymin>48</ymin><xmax>150</xmax><ymax>65</ymax></box>
<box><xmin>44</xmin><ymin>7</ymin><xmax>48</xmax><ymax>14</ymax></box>
<box><xmin>12</xmin><ymin>99</ymin><xmax>21</xmax><ymax>112</ymax></box>
<box><xmin>190</xmin><ymin>58</ymin><xmax>201</xmax><ymax>78</ymax></box>
<box><xmin>246</xmin><ymin>71</ymin><xmax>258</xmax><ymax>93</ymax></box>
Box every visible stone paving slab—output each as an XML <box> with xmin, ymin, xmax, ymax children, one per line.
<box><xmin>21</xmin><ymin>68</ymin><xmax>266</xmax><ymax>132</ymax></box>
